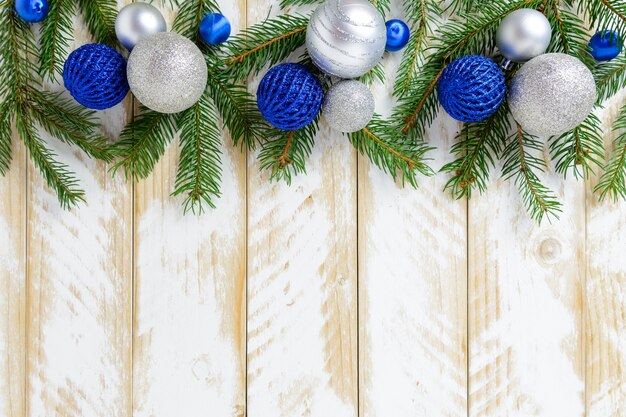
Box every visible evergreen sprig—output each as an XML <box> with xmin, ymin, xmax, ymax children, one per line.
<box><xmin>595</xmin><ymin>103</ymin><xmax>626</xmax><ymax>201</ymax></box>
<box><xmin>76</xmin><ymin>0</ymin><xmax>118</xmax><ymax>46</ymax></box>
<box><xmin>39</xmin><ymin>0</ymin><xmax>75</xmax><ymax>79</ymax></box>
<box><xmin>580</xmin><ymin>0</ymin><xmax>626</xmax><ymax>36</ymax></box>
<box><xmin>172</xmin><ymin>0</ymin><xmax>221</xmax><ymax>43</ymax></box>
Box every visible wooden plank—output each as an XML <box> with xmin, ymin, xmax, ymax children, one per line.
<box><xmin>0</xmin><ymin>139</ymin><xmax>26</xmax><ymax>417</ymax></box>
<box><xmin>245</xmin><ymin>3</ymin><xmax>358</xmax><ymax>416</ymax></box>
<box><xmin>468</xmin><ymin>150</ymin><xmax>585</xmax><ymax>414</ymax></box>
<box><xmin>586</xmin><ymin>90</ymin><xmax>626</xmax><ymax>417</ymax></box>
<box><xmin>131</xmin><ymin>2</ymin><xmax>247</xmax><ymax>417</ymax></box>
<box><xmin>25</xmin><ymin>4</ymin><xmax>133</xmax><ymax>417</ymax></box>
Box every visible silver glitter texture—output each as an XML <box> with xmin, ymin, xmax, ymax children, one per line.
<box><xmin>323</xmin><ymin>80</ymin><xmax>374</xmax><ymax>132</ymax></box>
<box><xmin>115</xmin><ymin>3</ymin><xmax>167</xmax><ymax>50</ymax></box>
<box><xmin>496</xmin><ymin>9</ymin><xmax>551</xmax><ymax>63</ymax></box>
<box><xmin>306</xmin><ymin>0</ymin><xmax>386</xmax><ymax>79</ymax></box>
<box><xmin>509</xmin><ymin>53</ymin><xmax>596</xmax><ymax>137</ymax></box>
<box><xmin>128</xmin><ymin>33</ymin><xmax>207</xmax><ymax>114</ymax></box>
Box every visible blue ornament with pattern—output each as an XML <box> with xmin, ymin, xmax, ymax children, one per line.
<box><xmin>257</xmin><ymin>63</ymin><xmax>323</xmax><ymax>131</ymax></box>
<box><xmin>15</xmin><ymin>0</ymin><xmax>49</xmax><ymax>23</ymax></box>
<box><xmin>385</xmin><ymin>19</ymin><xmax>410</xmax><ymax>52</ymax></box>
<box><xmin>63</xmin><ymin>44</ymin><xmax>130</xmax><ymax>110</ymax></box>
<box><xmin>589</xmin><ymin>30</ymin><xmax>622</xmax><ymax>62</ymax></box>
<box><xmin>437</xmin><ymin>55</ymin><xmax>506</xmax><ymax>123</ymax></box>
<box><xmin>199</xmin><ymin>13</ymin><xmax>231</xmax><ymax>45</ymax></box>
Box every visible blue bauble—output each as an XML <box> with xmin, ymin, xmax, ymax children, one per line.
<box><xmin>589</xmin><ymin>30</ymin><xmax>622</xmax><ymax>62</ymax></box>
<box><xmin>437</xmin><ymin>55</ymin><xmax>506</xmax><ymax>123</ymax></box>
<box><xmin>63</xmin><ymin>44</ymin><xmax>129</xmax><ymax>110</ymax></box>
<box><xmin>385</xmin><ymin>19</ymin><xmax>410</xmax><ymax>52</ymax></box>
<box><xmin>199</xmin><ymin>13</ymin><xmax>231</xmax><ymax>45</ymax></box>
<box><xmin>257</xmin><ymin>63</ymin><xmax>323</xmax><ymax>131</ymax></box>
<box><xmin>15</xmin><ymin>0</ymin><xmax>49</xmax><ymax>23</ymax></box>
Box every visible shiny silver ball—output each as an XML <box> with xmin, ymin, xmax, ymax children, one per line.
<box><xmin>306</xmin><ymin>0</ymin><xmax>386</xmax><ymax>79</ymax></box>
<box><xmin>496</xmin><ymin>8</ymin><xmax>551</xmax><ymax>63</ymax></box>
<box><xmin>509</xmin><ymin>53</ymin><xmax>596</xmax><ymax>137</ymax></box>
<box><xmin>128</xmin><ymin>33</ymin><xmax>208</xmax><ymax>114</ymax></box>
<box><xmin>115</xmin><ymin>3</ymin><xmax>167</xmax><ymax>50</ymax></box>
<box><xmin>323</xmin><ymin>80</ymin><xmax>374</xmax><ymax>132</ymax></box>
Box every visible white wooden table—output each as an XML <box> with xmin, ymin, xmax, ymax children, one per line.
<box><xmin>1</xmin><ymin>1</ymin><xmax>625</xmax><ymax>416</ymax></box>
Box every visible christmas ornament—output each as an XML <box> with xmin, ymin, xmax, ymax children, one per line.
<box><xmin>589</xmin><ymin>30</ymin><xmax>623</xmax><ymax>62</ymax></box>
<box><xmin>509</xmin><ymin>53</ymin><xmax>596</xmax><ymax>137</ymax></box>
<box><xmin>306</xmin><ymin>0</ymin><xmax>386</xmax><ymax>79</ymax></box>
<box><xmin>115</xmin><ymin>3</ymin><xmax>167</xmax><ymax>50</ymax></box>
<box><xmin>200</xmin><ymin>13</ymin><xmax>231</xmax><ymax>45</ymax></box>
<box><xmin>385</xmin><ymin>19</ymin><xmax>410</xmax><ymax>52</ymax></box>
<box><xmin>437</xmin><ymin>55</ymin><xmax>506</xmax><ymax>123</ymax></box>
<box><xmin>63</xmin><ymin>44</ymin><xmax>129</xmax><ymax>110</ymax></box>
<box><xmin>128</xmin><ymin>32</ymin><xmax>208</xmax><ymax>114</ymax></box>
<box><xmin>322</xmin><ymin>80</ymin><xmax>374</xmax><ymax>132</ymax></box>
<box><xmin>15</xmin><ymin>0</ymin><xmax>49</xmax><ymax>23</ymax></box>
<box><xmin>496</xmin><ymin>8</ymin><xmax>551</xmax><ymax>66</ymax></box>
<box><xmin>257</xmin><ymin>63</ymin><xmax>323</xmax><ymax>131</ymax></box>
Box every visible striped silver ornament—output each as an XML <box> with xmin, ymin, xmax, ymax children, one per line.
<box><xmin>306</xmin><ymin>0</ymin><xmax>386</xmax><ymax>79</ymax></box>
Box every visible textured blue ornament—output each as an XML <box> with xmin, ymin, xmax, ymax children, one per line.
<box><xmin>15</xmin><ymin>0</ymin><xmax>49</xmax><ymax>23</ymax></box>
<box><xmin>385</xmin><ymin>19</ymin><xmax>410</xmax><ymax>52</ymax></box>
<box><xmin>437</xmin><ymin>55</ymin><xmax>506</xmax><ymax>123</ymax></box>
<box><xmin>589</xmin><ymin>30</ymin><xmax>622</xmax><ymax>62</ymax></box>
<box><xmin>257</xmin><ymin>63</ymin><xmax>323</xmax><ymax>131</ymax></box>
<box><xmin>199</xmin><ymin>13</ymin><xmax>231</xmax><ymax>45</ymax></box>
<box><xmin>63</xmin><ymin>44</ymin><xmax>129</xmax><ymax>110</ymax></box>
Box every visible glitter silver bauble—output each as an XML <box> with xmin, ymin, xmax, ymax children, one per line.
<box><xmin>509</xmin><ymin>53</ymin><xmax>596</xmax><ymax>137</ymax></box>
<box><xmin>115</xmin><ymin>3</ymin><xmax>166</xmax><ymax>50</ymax></box>
<box><xmin>306</xmin><ymin>0</ymin><xmax>386</xmax><ymax>79</ymax></box>
<box><xmin>496</xmin><ymin>9</ymin><xmax>551</xmax><ymax>64</ymax></box>
<box><xmin>322</xmin><ymin>80</ymin><xmax>374</xmax><ymax>132</ymax></box>
<box><xmin>127</xmin><ymin>33</ymin><xmax>208</xmax><ymax>114</ymax></box>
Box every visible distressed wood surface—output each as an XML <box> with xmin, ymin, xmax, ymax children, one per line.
<box><xmin>1</xmin><ymin>1</ymin><xmax>626</xmax><ymax>417</ymax></box>
<box><xmin>131</xmin><ymin>1</ymin><xmax>247</xmax><ymax>417</ymax></box>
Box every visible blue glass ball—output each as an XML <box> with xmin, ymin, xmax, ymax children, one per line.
<box><xmin>385</xmin><ymin>19</ymin><xmax>410</xmax><ymax>52</ymax></box>
<box><xmin>199</xmin><ymin>13</ymin><xmax>231</xmax><ymax>45</ymax></box>
<box><xmin>437</xmin><ymin>55</ymin><xmax>506</xmax><ymax>123</ymax></box>
<box><xmin>63</xmin><ymin>44</ymin><xmax>129</xmax><ymax>110</ymax></box>
<box><xmin>589</xmin><ymin>30</ymin><xmax>623</xmax><ymax>62</ymax></box>
<box><xmin>15</xmin><ymin>0</ymin><xmax>49</xmax><ymax>23</ymax></box>
<box><xmin>257</xmin><ymin>63</ymin><xmax>323</xmax><ymax>131</ymax></box>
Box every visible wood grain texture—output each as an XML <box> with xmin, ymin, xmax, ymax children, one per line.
<box><xmin>245</xmin><ymin>4</ymin><xmax>358</xmax><ymax>417</ymax></box>
<box><xmin>25</xmin><ymin>5</ymin><xmax>133</xmax><ymax>417</ymax></box>
<box><xmin>358</xmin><ymin>45</ymin><xmax>468</xmax><ymax>416</ymax></box>
<box><xmin>586</xmin><ymin>90</ymin><xmax>626</xmax><ymax>417</ymax></box>
<box><xmin>468</xmin><ymin>151</ymin><xmax>585</xmax><ymax>416</ymax></box>
<box><xmin>0</xmin><ymin>139</ymin><xmax>26</xmax><ymax>417</ymax></box>
<box><xmin>131</xmin><ymin>2</ymin><xmax>247</xmax><ymax>417</ymax></box>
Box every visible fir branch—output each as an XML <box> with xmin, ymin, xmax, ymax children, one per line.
<box><xmin>595</xmin><ymin>103</ymin><xmax>626</xmax><ymax>201</ymax></box>
<box><xmin>358</xmin><ymin>62</ymin><xmax>385</xmax><ymax>86</ymax></box>
<box><xmin>349</xmin><ymin>115</ymin><xmax>434</xmax><ymax>187</ymax></box>
<box><xmin>0</xmin><ymin>102</ymin><xmax>12</xmax><ymax>175</ymax></box>
<box><xmin>39</xmin><ymin>0</ymin><xmax>75</xmax><ymax>79</ymax></box>
<box><xmin>280</xmin><ymin>0</ymin><xmax>322</xmax><ymax>8</ymax></box>
<box><xmin>502</xmin><ymin>125</ymin><xmax>562</xmax><ymax>223</ymax></box>
<box><xmin>442</xmin><ymin>104</ymin><xmax>512</xmax><ymax>199</ymax></box>
<box><xmin>110</xmin><ymin>108</ymin><xmax>177</xmax><ymax>181</ymax></box>
<box><xmin>76</xmin><ymin>0</ymin><xmax>118</xmax><ymax>46</ymax></box>
<box><xmin>594</xmin><ymin>55</ymin><xmax>626</xmax><ymax>103</ymax></box>
<box><xmin>549</xmin><ymin>113</ymin><xmax>605</xmax><ymax>179</ymax></box>
<box><xmin>544</xmin><ymin>0</ymin><xmax>590</xmax><ymax>61</ymax></box>
<box><xmin>172</xmin><ymin>0</ymin><xmax>221</xmax><ymax>43</ymax></box>
<box><xmin>257</xmin><ymin>119</ymin><xmax>319</xmax><ymax>184</ymax></box>
<box><xmin>579</xmin><ymin>0</ymin><xmax>626</xmax><ymax>36</ymax></box>
<box><xmin>173</xmin><ymin>93</ymin><xmax>223</xmax><ymax>214</ymax></box>
<box><xmin>222</xmin><ymin>14</ymin><xmax>310</xmax><ymax>82</ymax></box>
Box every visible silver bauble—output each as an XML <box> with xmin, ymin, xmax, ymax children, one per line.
<box><xmin>115</xmin><ymin>3</ymin><xmax>167</xmax><ymax>50</ymax></box>
<box><xmin>306</xmin><ymin>0</ymin><xmax>386</xmax><ymax>79</ymax></box>
<box><xmin>496</xmin><ymin>8</ymin><xmax>551</xmax><ymax>63</ymax></box>
<box><xmin>128</xmin><ymin>33</ymin><xmax>208</xmax><ymax>114</ymax></box>
<box><xmin>509</xmin><ymin>53</ymin><xmax>596</xmax><ymax>137</ymax></box>
<box><xmin>323</xmin><ymin>80</ymin><xmax>374</xmax><ymax>132</ymax></box>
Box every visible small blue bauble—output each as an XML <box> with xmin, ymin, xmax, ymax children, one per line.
<box><xmin>63</xmin><ymin>44</ymin><xmax>129</xmax><ymax>110</ymax></box>
<box><xmin>589</xmin><ymin>30</ymin><xmax>623</xmax><ymax>62</ymax></box>
<box><xmin>385</xmin><ymin>19</ymin><xmax>410</xmax><ymax>52</ymax></box>
<box><xmin>257</xmin><ymin>63</ymin><xmax>323</xmax><ymax>131</ymax></box>
<box><xmin>15</xmin><ymin>0</ymin><xmax>49</xmax><ymax>23</ymax></box>
<box><xmin>437</xmin><ymin>55</ymin><xmax>506</xmax><ymax>123</ymax></box>
<box><xmin>199</xmin><ymin>13</ymin><xmax>231</xmax><ymax>45</ymax></box>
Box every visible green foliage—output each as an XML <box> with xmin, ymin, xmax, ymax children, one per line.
<box><xmin>595</xmin><ymin>103</ymin><xmax>626</xmax><ymax>201</ymax></box>
<box><xmin>172</xmin><ymin>0</ymin><xmax>221</xmax><ymax>42</ymax></box>
<box><xmin>594</xmin><ymin>55</ymin><xmax>626</xmax><ymax>103</ymax></box>
<box><xmin>39</xmin><ymin>0</ymin><xmax>75</xmax><ymax>79</ymax></box>
<box><xmin>579</xmin><ymin>0</ymin><xmax>626</xmax><ymax>36</ymax></box>
<box><xmin>76</xmin><ymin>0</ymin><xmax>118</xmax><ymax>46</ymax></box>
